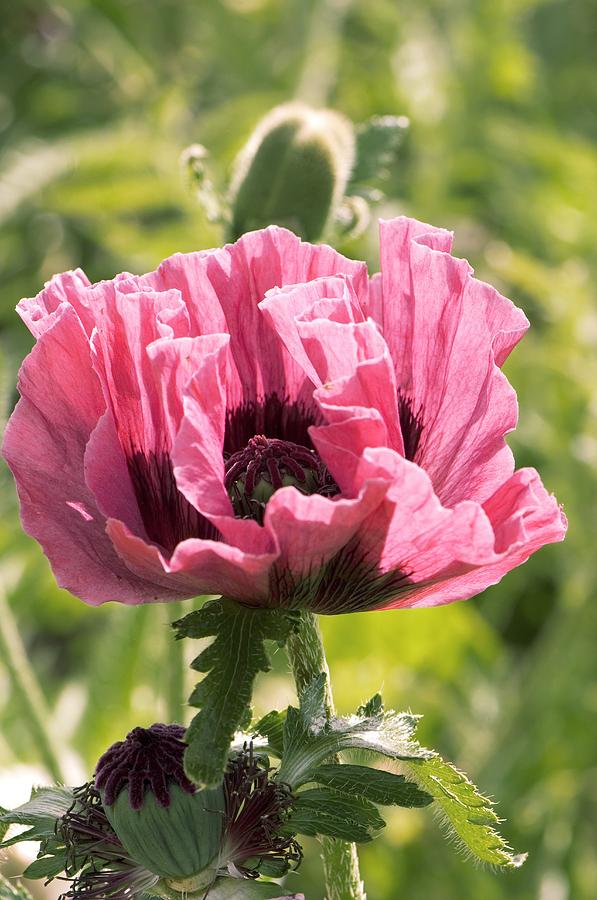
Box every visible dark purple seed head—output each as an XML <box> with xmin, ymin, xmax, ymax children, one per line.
<box><xmin>95</xmin><ymin>723</ymin><xmax>196</xmax><ymax>810</ymax></box>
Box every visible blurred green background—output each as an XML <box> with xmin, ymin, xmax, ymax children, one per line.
<box><xmin>1</xmin><ymin>0</ymin><xmax>596</xmax><ymax>898</ymax></box>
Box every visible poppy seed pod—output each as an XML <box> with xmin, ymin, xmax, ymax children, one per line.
<box><xmin>95</xmin><ymin>724</ymin><xmax>224</xmax><ymax>885</ymax></box>
<box><xmin>228</xmin><ymin>102</ymin><xmax>355</xmax><ymax>241</ymax></box>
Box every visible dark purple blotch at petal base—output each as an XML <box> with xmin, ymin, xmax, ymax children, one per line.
<box><xmin>127</xmin><ymin>450</ymin><xmax>220</xmax><ymax>552</ymax></box>
<box><xmin>95</xmin><ymin>723</ymin><xmax>196</xmax><ymax>810</ymax></box>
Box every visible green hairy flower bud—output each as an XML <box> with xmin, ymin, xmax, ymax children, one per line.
<box><xmin>229</xmin><ymin>102</ymin><xmax>355</xmax><ymax>242</ymax></box>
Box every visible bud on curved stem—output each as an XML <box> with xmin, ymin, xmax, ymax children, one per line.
<box><xmin>228</xmin><ymin>102</ymin><xmax>355</xmax><ymax>242</ymax></box>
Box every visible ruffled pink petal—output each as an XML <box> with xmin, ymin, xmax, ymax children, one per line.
<box><xmin>90</xmin><ymin>285</ymin><xmax>191</xmax><ymax>456</ymax></box>
<box><xmin>259</xmin><ymin>275</ymin><xmax>365</xmax><ymax>385</ymax></box>
<box><xmin>106</xmin><ymin>519</ymin><xmax>274</xmax><ymax>604</ymax></box>
<box><xmin>261</xmin><ymin>278</ymin><xmax>403</xmax><ymax>491</ymax></box>
<box><xmin>2</xmin><ymin>305</ymin><xmax>170</xmax><ymax>605</ymax></box>
<box><xmin>141</xmin><ymin>227</ymin><xmax>368</xmax><ymax>410</ymax></box>
<box><xmin>374</xmin><ymin>217</ymin><xmax>529</xmax><ymax>505</ymax></box>
<box><xmin>308</xmin><ymin>363</ymin><xmax>401</xmax><ymax>494</ymax></box>
<box><xmin>357</xmin><ymin>447</ymin><xmax>497</xmax><ymax>568</ymax></box>
<box><xmin>386</xmin><ymin>472</ymin><xmax>566</xmax><ymax>609</ymax></box>
<box><xmin>17</xmin><ymin>269</ymin><xmax>93</xmax><ymax>337</ymax></box>
<box><xmin>309</xmin><ymin>412</ymin><xmax>388</xmax><ymax>495</ymax></box>
<box><xmin>352</xmin><ymin>448</ymin><xmax>565</xmax><ymax>610</ymax></box>
<box><xmin>483</xmin><ymin>467</ymin><xmax>567</xmax><ymax>554</ymax></box>
<box><xmin>84</xmin><ymin>409</ymin><xmax>146</xmax><ymax>536</ymax></box>
<box><xmin>264</xmin><ymin>477</ymin><xmax>390</xmax><ymax>582</ymax></box>
<box><xmin>169</xmin><ymin>334</ymin><xmax>272</xmax><ymax>553</ymax></box>
<box><xmin>168</xmin><ymin>334</ymin><xmax>231</xmax><ymax>520</ymax></box>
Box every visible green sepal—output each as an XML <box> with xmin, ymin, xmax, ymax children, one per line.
<box><xmin>0</xmin><ymin>874</ymin><xmax>34</xmax><ymax>899</ymax></box>
<box><xmin>173</xmin><ymin>598</ymin><xmax>299</xmax><ymax>788</ymax></box>
<box><xmin>0</xmin><ymin>786</ymin><xmax>74</xmax><ymax>848</ymax></box>
<box><xmin>22</xmin><ymin>853</ymin><xmax>67</xmax><ymax>880</ymax></box>
<box><xmin>103</xmin><ymin>782</ymin><xmax>224</xmax><ymax>880</ymax></box>
<box><xmin>284</xmin><ymin>787</ymin><xmax>385</xmax><ymax>843</ymax></box>
<box><xmin>311</xmin><ymin>763</ymin><xmax>433</xmax><ymax>808</ymax></box>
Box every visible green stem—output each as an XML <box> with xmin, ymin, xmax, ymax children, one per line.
<box><xmin>0</xmin><ymin>582</ymin><xmax>64</xmax><ymax>783</ymax></box>
<box><xmin>286</xmin><ymin>611</ymin><xmax>366</xmax><ymax>900</ymax></box>
<box><xmin>295</xmin><ymin>0</ymin><xmax>356</xmax><ymax>106</ymax></box>
<box><xmin>165</xmin><ymin>601</ymin><xmax>190</xmax><ymax>723</ymax></box>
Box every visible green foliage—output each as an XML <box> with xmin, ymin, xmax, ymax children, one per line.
<box><xmin>350</xmin><ymin>115</ymin><xmax>409</xmax><ymax>195</ymax></box>
<box><xmin>1</xmin><ymin>0</ymin><xmax>596</xmax><ymax>897</ymax></box>
<box><xmin>277</xmin><ymin>677</ymin><xmax>431</xmax><ymax>789</ymax></box>
<box><xmin>0</xmin><ymin>809</ymin><xmax>8</xmax><ymax>844</ymax></box>
<box><xmin>265</xmin><ymin>677</ymin><xmax>521</xmax><ymax>868</ymax></box>
<box><xmin>0</xmin><ymin>787</ymin><xmax>74</xmax><ymax>848</ymax></box>
<box><xmin>0</xmin><ymin>874</ymin><xmax>33</xmax><ymax>900</ymax></box>
<box><xmin>21</xmin><ymin>855</ymin><xmax>66</xmax><ymax>881</ymax></box>
<box><xmin>311</xmin><ymin>764</ymin><xmax>432</xmax><ymax>809</ymax></box>
<box><xmin>286</xmin><ymin>788</ymin><xmax>385</xmax><ymax>843</ymax></box>
<box><xmin>0</xmin><ymin>787</ymin><xmax>72</xmax><ymax>884</ymax></box>
<box><xmin>173</xmin><ymin>599</ymin><xmax>298</xmax><ymax>788</ymax></box>
<box><xmin>253</xmin><ymin>709</ymin><xmax>286</xmax><ymax>757</ymax></box>
<box><xmin>406</xmin><ymin>756</ymin><xmax>526</xmax><ymax>868</ymax></box>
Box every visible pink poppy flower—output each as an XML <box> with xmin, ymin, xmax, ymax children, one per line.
<box><xmin>2</xmin><ymin>217</ymin><xmax>566</xmax><ymax>612</ymax></box>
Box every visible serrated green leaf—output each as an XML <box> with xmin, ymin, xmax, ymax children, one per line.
<box><xmin>173</xmin><ymin>598</ymin><xmax>299</xmax><ymax>789</ymax></box>
<box><xmin>0</xmin><ymin>874</ymin><xmax>34</xmax><ymax>899</ymax></box>
<box><xmin>406</xmin><ymin>756</ymin><xmax>527</xmax><ymax>868</ymax></box>
<box><xmin>253</xmin><ymin>709</ymin><xmax>286</xmax><ymax>757</ymax></box>
<box><xmin>297</xmin><ymin>672</ymin><xmax>327</xmax><ymax>728</ymax></box>
<box><xmin>0</xmin><ymin>807</ymin><xmax>9</xmax><ymax>843</ymax></box>
<box><xmin>0</xmin><ymin>786</ymin><xmax>74</xmax><ymax>847</ymax></box>
<box><xmin>22</xmin><ymin>853</ymin><xmax>66</xmax><ymax>880</ymax></box>
<box><xmin>254</xmin><ymin>856</ymin><xmax>291</xmax><ymax>878</ymax></box>
<box><xmin>278</xmin><ymin>678</ymin><xmax>431</xmax><ymax>788</ymax></box>
<box><xmin>286</xmin><ymin>787</ymin><xmax>385</xmax><ymax>843</ymax></box>
<box><xmin>350</xmin><ymin>115</ymin><xmax>408</xmax><ymax>188</ymax></box>
<box><xmin>311</xmin><ymin>764</ymin><xmax>433</xmax><ymax>808</ymax></box>
<box><xmin>356</xmin><ymin>693</ymin><xmax>383</xmax><ymax>718</ymax></box>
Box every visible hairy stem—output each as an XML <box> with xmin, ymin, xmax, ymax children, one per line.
<box><xmin>0</xmin><ymin>579</ymin><xmax>65</xmax><ymax>783</ymax></box>
<box><xmin>165</xmin><ymin>601</ymin><xmax>190</xmax><ymax>723</ymax></box>
<box><xmin>286</xmin><ymin>611</ymin><xmax>366</xmax><ymax>900</ymax></box>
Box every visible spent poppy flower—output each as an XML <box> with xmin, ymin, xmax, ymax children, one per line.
<box><xmin>2</xmin><ymin>217</ymin><xmax>565</xmax><ymax>611</ymax></box>
<box><xmin>48</xmin><ymin>727</ymin><xmax>300</xmax><ymax>897</ymax></box>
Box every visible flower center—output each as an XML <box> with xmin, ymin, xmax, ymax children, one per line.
<box><xmin>224</xmin><ymin>435</ymin><xmax>339</xmax><ymax>523</ymax></box>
